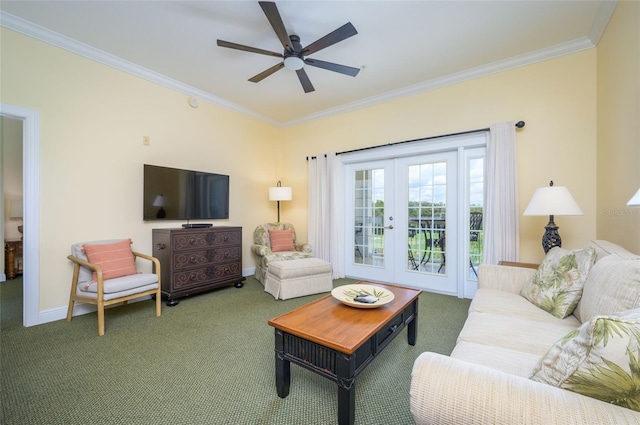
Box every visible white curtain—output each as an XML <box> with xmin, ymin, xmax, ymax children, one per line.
<box><xmin>308</xmin><ymin>152</ymin><xmax>345</xmax><ymax>278</ymax></box>
<box><xmin>484</xmin><ymin>121</ymin><xmax>520</xmax><ymax>264</ymax></box>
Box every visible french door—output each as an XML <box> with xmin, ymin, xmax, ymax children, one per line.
<box><xmin>347</xmin><ymin>160</ymin><xmax>395</xmax><ymax>283</ymax></box>
<box><xmin>345</xmin><ymin>151</ymin><xmax>458</xmax><ymax>295</ymax></box>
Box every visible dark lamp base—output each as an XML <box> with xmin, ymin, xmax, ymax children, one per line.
<box><xmin>542</xmin><ymin>219</ymin><xmax>562</xmax><ymax>254</ymax></box>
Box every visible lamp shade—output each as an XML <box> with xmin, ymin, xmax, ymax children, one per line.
<box><xmin>9</xmin><ymin>198</ymin><xmax>23</xmax><ymax>219</ymax></box>
<box><xmin>269</xmin><ymin>186</ymin><xmax>292</xmax><ymax>201</ymax></box>
<box><xmin>153</xmin><ymin>194</ymin><xmax>167</xmax><ymax>207</ymax></box>
<box><xmin>627</xmin><ymin>188</ymin><xmax>640</xmax><ymax>207</ymax></box>
<box><xmin>523</xmin><ymin>186</ymin><xmax>583</xmax><ymax>216</ymax></box>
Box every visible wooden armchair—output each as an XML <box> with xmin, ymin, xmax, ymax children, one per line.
<box><xmin>67</xmin><ymin>239</ymin><xmax>161</xmax><ymax>336</ymax></box>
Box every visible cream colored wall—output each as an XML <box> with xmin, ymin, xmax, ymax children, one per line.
<box><xmin>3</xmin><ymin>9</ymin><xmax>635</xmax><ymax>316</ymax></box>
<box><xmin>1</xmin><ymin>28</ymin><xmax>282</xmax><ymax>311</ymax></box>
<box><xmin>283</xmin><ymin>50</ymin><xmax>598</xmax><ymax>264</ymax></box>
<box><xmin>596</xmin><ymin>1</ymin><xmax>640</xmax><ymax>253</ymax></box>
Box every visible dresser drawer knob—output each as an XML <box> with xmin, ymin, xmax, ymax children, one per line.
<box><xmin>189</xmin><ymin>272</ymin><xmax>196</xmax><ymax>281</ymax></box>
<box><xmin>189</xmin><ymin>237</ymin><xmax>197</xmax><ymax>245</ymax></box>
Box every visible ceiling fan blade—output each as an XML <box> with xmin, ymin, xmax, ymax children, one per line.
<box><xmin>259</xmin><ymin>1</ymin><xmax>292</xmax><ymax>51</ymax></box>
<box><xmin>296</xmin><ymin>68</ymin><xmax>315</xmax><ymax>93</ymax></box>
<box><xmin>217</xmin><ymin>40</ymin><xmax>283</xmax><ymax>58</ymax></box>
<box><xmin>248</xmin><ymin>62</ymin><xmax>285</xmax><ymax>83</ymax></box>
<box><xmin>304</xmin><ymin>58</ymin><xmax>360</xmax><ymax>77</ymax></box>
<box><xmin>303</xmin><ymin>22</ymin><xmax>358</xmax><ymax>56</ymax></box>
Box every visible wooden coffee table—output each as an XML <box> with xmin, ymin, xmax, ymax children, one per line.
<box><xmin>268</xmin><ymin>281</ymin><xmax>421</xmax><ymax>425</ymax></box>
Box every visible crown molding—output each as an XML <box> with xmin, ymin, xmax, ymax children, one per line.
<box><xmin>1</xmin><ymin>9</ymin><xmax>605</xmax><ymax>129</ymax></box>
<box><xmin>589</xmin><ymin>0</ymin><xmax>618</xmax><ymax>45</ymax></box>
<box><xmin>0</xmin><ymin>12</ymin><xmax>280</xmax><ymax>127</ymax></box>
<box><xmin>283</xmin><ymin>37</ymin><xmax>595</xmax><ymax>127</ymax></box>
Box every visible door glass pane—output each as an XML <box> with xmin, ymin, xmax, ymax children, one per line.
<box><xmin>407</xmin><ymin>162</ymin><xmax>447</xmax><ymax>274</ymax></box>
<box><xmin>354</xmin><ymin>169</ymin><xmax>384</xmax><ymax>266</ymax></box>
<box><xmin>469</xmin><ymin>157</ymin><xmax>484</xmax><ymax>278</ymax></box>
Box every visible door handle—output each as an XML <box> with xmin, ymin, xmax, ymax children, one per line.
<box><xmin>385</xmin><ymin>216</ymin><xmax>394</xmax><ymax>229</ymax></box>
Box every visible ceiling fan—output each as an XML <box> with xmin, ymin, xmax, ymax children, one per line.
<box><xmin>217</xmin><ymin>1</ymin><xmax>360</xmax><ymax>93</ymax></box>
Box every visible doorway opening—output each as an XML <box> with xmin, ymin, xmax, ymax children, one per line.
<box><xmin>1</xmin><ymin>104</ymin><xmax>40</xmax><ymax>327</ymax></box>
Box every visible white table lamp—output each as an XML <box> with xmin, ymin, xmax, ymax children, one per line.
<box><xmin>523</xmin><ymin>181</ymin><xmax>583</xmax><ymax>253</ymax></box>
<box><xmin>9</xmin><ymin>198</ymin><xmax>23</xmax><ymax>238</ymax></box>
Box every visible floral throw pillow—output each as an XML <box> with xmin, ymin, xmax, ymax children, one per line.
<box><xmin>520</xmin><ymin>246</ymin><xmax>596</xmax><ymax>319</ymax></box>
<box><xmin>530</xmin><ymin>308</ymin><xmax>640</xmax><ymax>412</ymax></box>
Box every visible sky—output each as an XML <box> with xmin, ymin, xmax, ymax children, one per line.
<box><xmin>368</xmin><ymin>157</ymin><xmax>484</xmax><ymax>207</ymax></box>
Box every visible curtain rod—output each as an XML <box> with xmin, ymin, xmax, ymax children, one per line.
<box><xmin>306</xmin><ymin>120</ymin><xmax>525</xmax><ymax>160</ymax></box>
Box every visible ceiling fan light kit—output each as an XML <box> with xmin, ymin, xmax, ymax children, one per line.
<box><xmin>217</xmin><ymin>1</ymin><xmax>359</xmax><ymax>93</ymax></box>
<box><xmin>284</xmin><ymin>55</ymin><xmax>304</xmax><ymax>71</ymax></box>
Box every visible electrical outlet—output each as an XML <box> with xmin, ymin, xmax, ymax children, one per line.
<box><xmin>143</xmin><ymin>136</ymin><xmax>150</xmax><ymax>146</ymax></box>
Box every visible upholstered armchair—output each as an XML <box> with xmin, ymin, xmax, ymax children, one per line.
<box><xmin>67</xmin><ymin>239</ymin><xmax>161</xmax><ymax>336</ymax></box>
<box><xmin>251</xmin><ymin>223</ymin><xmax>313</xmax><ymax>284</ymax></box>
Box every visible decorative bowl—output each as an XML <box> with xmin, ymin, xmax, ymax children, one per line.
<box><xmin>331</xmin><ymin>284</ymin><xmax>394</xmax><ymax>309</ymax></box>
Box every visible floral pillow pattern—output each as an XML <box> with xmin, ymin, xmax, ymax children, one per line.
<box><xmin>530</xmin><ymin>308</ymin><xmax>640</xmax><ymax>412</ymax></box>
<box><xmin>521</xmin><ymin>246</ymin><xmax>596</xmax><ymax>319</ymax></box>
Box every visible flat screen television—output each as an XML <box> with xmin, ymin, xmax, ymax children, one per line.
<box><xmin>143</xmin><ymin>164</ymin><xmax>229</xmax><ymax>221</ymax></box>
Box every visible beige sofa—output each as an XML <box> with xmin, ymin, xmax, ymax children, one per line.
<box><xmin>410</xmin><ymin>240</ymin><xmax>640</xmax><ymax>424</ymax></box>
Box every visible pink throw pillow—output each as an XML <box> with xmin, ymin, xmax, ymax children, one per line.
<box><xmin>269</xmin><ymin>229</ymin><xmax>295</xmax><ymax>252</ymax></box>
<box><xmin>82</xmin><ymin>239</ymin><xmax>137</xmax><ymax>282</ymax></box>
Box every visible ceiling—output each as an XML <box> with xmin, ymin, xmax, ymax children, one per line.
<box><xmin>0</xmin><ymin>1</ymin><xmax>615</xmax><ymax>126</ymax></box>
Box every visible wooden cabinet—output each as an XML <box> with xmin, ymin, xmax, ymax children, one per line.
<box><xmin>152</xmin><ymin>227</ymin><xmax>245</xmax><ymax>306</ymax></box>
<box><xmin>5</xmin><ymin>239</ymin><xmax>23</xmax><ymax>280</ymax></box>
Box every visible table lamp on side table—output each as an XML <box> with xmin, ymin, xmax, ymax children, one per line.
<box><xmin>9</xmin><ymin>198</ymin><xmax>23</xmax><ymax>240</ymax></box>
<box><xmin>523</xmin><ymin>181</ymin><xmax>583</xmax><ymax>254</ymax></box>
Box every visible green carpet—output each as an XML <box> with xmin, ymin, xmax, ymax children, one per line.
<box><xmin>1</xmin><ymin>276</ymin><xmax>470</xmax><ymax>424</ymax></box>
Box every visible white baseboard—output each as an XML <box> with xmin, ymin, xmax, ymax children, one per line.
<box><xmin>35</xmin><ymin>268</ymin><xmax>257</xmax><ymax>326</ymax></box>
<box><xmin>38</xmin><ymin>295</ymin><xmax>155</xmax><ymax>325</ymax></box>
